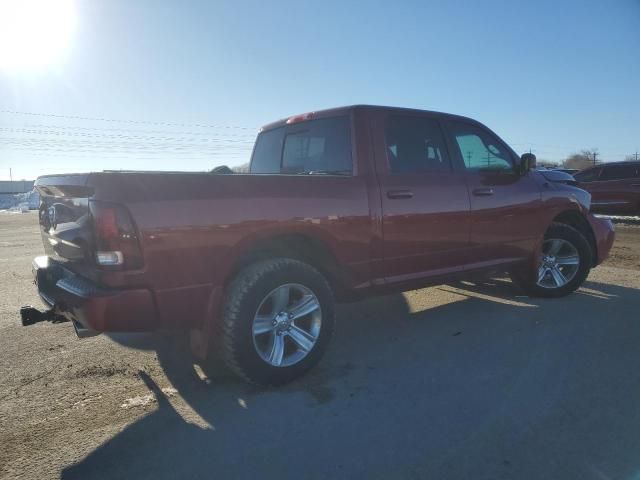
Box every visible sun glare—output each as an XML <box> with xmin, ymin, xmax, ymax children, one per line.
<box><xmin>0</xmin><ymin>0</ymin><xmax>76</xmax><ymax>72</ymax></box>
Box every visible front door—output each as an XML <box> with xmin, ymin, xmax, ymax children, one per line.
<box><xmin>444</xmin><ymin>120</ymin><xmax>542</xmax><ymax>270</ymax></box>
<box><xmin>374</xmin><ymin>113</ymin><xmax>472</xmax><ymax>284</ymax></box>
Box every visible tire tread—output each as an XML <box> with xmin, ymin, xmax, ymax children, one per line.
<box><xmin>217</xmin><ymin>258</ymin><xmax>333</xmax><ymax>385</ymax></box>
<box><xmin>512</xmin><ymin>222</ymin><xmax>592</xmax><ymax>298</ymax></box>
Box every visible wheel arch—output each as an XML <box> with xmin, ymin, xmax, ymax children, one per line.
<box><xmin>226</xmin><ymin>232</ymin><xmax>353</xmax><ymax>301</ymax></box>
<box><xmin>552</xmin><ymin>210</ymin><xmax>598</xmax><ymax>266</ymax></box>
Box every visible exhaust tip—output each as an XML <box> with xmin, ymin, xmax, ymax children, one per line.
<box><xmin>72</xmin><ymin>320</ymin><xmax>100</xmax><ymax>339</ymax></box>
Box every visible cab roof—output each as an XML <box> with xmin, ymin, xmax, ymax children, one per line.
<box><xmin>259</xmin><ymin>105</ymin><xmax>481</xmax><ymax>132</ymax></box>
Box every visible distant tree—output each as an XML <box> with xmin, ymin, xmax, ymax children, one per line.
<box><xmin>232</xmin><ymin>163</ymin><xmax>250</xmax><ymax>173</ymax></box>
<box><xmin>625</xmin><ymin>154</ymin><xmax>639</xmax><ymax>162</ymax></box>
<box><xmin>564</xmin><ymin>149</ymin><xmax>599</xmax><ymax>170</ymax></box>
<box><xmin>209</xmin><ymin>163</ymin><xmax>251</xmax><ymax>174</ymax></box>
<box><xmin>210</xmin><ymin>165</ymin><xmax>234</xmax><ymax>174</ymax></box>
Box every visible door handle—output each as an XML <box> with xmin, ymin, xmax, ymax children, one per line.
<box><xmin>386</xmin><ymin>189</ymin><xmax>414</xmax><ymax>199</ymax></box>
<box><xmin>472</xmin><ymin>188</ymin><xmax>494</xmax><ymax>196</ymax></box>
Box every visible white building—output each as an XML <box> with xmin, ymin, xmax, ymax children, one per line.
<box><xmin>0</xmin><ymin>180</ymin><xmax>35</xmax><ymax>194</ymax></box>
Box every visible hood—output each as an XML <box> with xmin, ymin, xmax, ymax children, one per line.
<box><xmin>537</xmin><ymin>169</ymin><xmax>578</xmax><ymax>186</ymax></box>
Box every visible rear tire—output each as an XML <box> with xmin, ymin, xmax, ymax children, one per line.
<box><xmin>511</xmin><ymin>222</ymin><xmax>592</xmax><ymax>298</ymax></box>
<box><xmin>218</xmin><ymin>258</ymin><xmax>335</xmax><ymax>386</ymax></box>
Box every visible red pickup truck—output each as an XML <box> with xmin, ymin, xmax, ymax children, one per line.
<box><xmin>28</xmin><ymin>105</ymin><xmax>615</xmax><ymax>385</ymax></box>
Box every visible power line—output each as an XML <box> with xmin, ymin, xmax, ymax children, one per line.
<box><xmin>0</xmin><ymin>135</ymin><xmax>253</xmax><ymax>148</ymax></box>
<box><xmin>0</xmin><ymin>143</ymin><xmax>253</xmax><ymax>156</ymax></box>
<box><xmin>508</xmin><ymin>140</ymin><xmax>632</xmax><ymax>151</ymax></box>
<box><xmin>1</xmin><ymin>122</ymin><xmax>257</xmax><ymax>137</ymax></box>
<box><xmin>0</xmin><ymin>128</ymin><xmax>255</xmax><ymax>145</ymax></box>
<box><xmin>0</xmin><ymin>111</ymin><xmax>259</xmax><ymax>162</ymax></box>
<box><xmin>0</xmin><ymin>149</ymin><xmax>249</xmax><ymax>158</ymax></box>
<box><xmin>0</xmin><ymin>109</ymin><xmax>258</xmax><ymax>130</ymax></box>
<box><xmin>0</xmin><ymin>133</ymin><xmax>254</xmax><ymax>154</ymax></box>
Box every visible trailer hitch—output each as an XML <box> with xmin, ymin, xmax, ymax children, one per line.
<box><xmin>20</xmin><ymin>305</ymin><xmax>68</xmax><ymax>326</ymax></box>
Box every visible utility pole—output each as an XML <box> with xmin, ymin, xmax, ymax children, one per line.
<box><xmin>635</xmin><ymin>151</ymin><xmax>639</xmax><ymax>162</ymax></box>
<box><xmin>9</xmin><ymin>168</ymin><xmax>12</xmax><ymax>182</ymax></box>
<box><xmin>593</xmin><ymin>152</ymin><xmax>598</xmax><ymax>166</ymax></box>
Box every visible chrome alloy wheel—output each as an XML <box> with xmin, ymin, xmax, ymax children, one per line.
<box><xmin>252</xmin><ymin>283</ymin><xmax>322</xmax><ymax>367</ymax></box>
<box><xmin>536</xmin><ymin>238</ymin><xmax>580</xmax><ymax>289</ymax></box>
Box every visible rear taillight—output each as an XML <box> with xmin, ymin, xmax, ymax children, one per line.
<box><xmin>89</xmin><ymin>201</ymin><xmax>143</xmax><ymax>269</ymax></box>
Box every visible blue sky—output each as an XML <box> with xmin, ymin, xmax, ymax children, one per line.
<box><xmin>0</xmin><ymin>0</ymin><xmax>638</xmax><ymax>180</ymax></box>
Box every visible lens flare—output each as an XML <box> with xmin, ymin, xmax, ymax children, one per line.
<box><xmin>0</xmin><ymin>0</ymin><xmax>76</xmax><ymax>72</ymax></box>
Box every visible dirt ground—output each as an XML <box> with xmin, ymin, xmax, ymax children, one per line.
<box><xmin>602</xmin><ymin>221</ymin><xmax>640</xmax><ymax>270</ymax></box>
<box><xmin>1</xmin><ymin>211</ymin><xmax>640</xmax><ymax>480</ymax></box>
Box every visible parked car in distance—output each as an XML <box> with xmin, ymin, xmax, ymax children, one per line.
<box><xmin>27</xmin><ymin>105</ymin><xmax>615</xmax><ymax>385</ymax></box>
<box><xmin>536</xmin><ymin>167</ymin><xmax>579</xmax><ymax>176</ymax></box>
<box><xmin>554</xmin><ymin>168</ymin><xmax>580</xmax><ymax>175</ymax></box>
<box><xmin>574</xmin><ymin>161</ymin><xmax>640</xmax><ymax>215</ymax></box>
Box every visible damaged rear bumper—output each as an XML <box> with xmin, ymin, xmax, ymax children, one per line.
<box><xmin>31</xmin><ymin>256</ymin><xmax>158</xmax><ymax>336</ymax></box>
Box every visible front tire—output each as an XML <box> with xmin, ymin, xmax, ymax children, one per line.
<box><xmin>218</xmin><ymin>258</ymin><xmax>335</xmax><ymax>385</ymax></box>
<box><xmin>511</xmin><ymin>222</ymin><xmax>592</xmax><ymax>298</ymax></box>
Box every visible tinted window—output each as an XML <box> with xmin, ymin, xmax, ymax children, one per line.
<box><xmin>600</xmin><ymin>164</ymin><xmax>638</xmax><ymax>181</ymax></box>
<box><xmin>449</xmin><ymin>122</ymin><xmax>514</xmax><ymax>172</ymax></box>
<box><xmin>574</xmin><ymin>167</ymin><xmax>602</xmax><ymax>183</ymax></box>
<box><xmin>250</xmin><ymin>117</ymin><xmax>352</xmax><ymax>174</ymax></box>
<box><xmin>385</xmin><ymin>116</ymin><xmax>451</xmax><ymax>173</ymax></box>
<box><xmin>281</xmin><ymin>116</ymin><xmax>352</xmax><ymax>174</ymax></box>
<box><xmin>250</xmin><ymin>127</ymin><xmax>285</xmax><ymax>173</ymax></box>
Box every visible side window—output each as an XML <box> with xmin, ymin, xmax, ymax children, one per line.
<box><xmin>600</xmin><ymin>165</ymin><xmax>637</xmax><ymax>181</ymax></box>
<box><xmin>574</xmin><ymin>167</ymin><xmax>602</xmax><ymax>183</ymax></box>
<box><xmin>250</xmin><ymin>116</ymin><xmax>352</xmax><ymax>174</ymax></box>
<box><xmin>385</xmin><ymin>115</ymin><xmax>451</xmax><ymax>173</ymax></box>
<box><xmin>281</xmin><ymin>116</ymin><xmax>352</xmax><ymax>174</ymax></box>
<box><xmin>250</xmin><ymin>127</ymin><xmax>285</xmax><ymax>173</ymax></box>
<box><xmin>449</xmin><ymin>122</ymin><xmax>514</xmax><ymax>172</ymax></box>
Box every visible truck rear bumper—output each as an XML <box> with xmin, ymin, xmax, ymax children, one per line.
<box><xmin>587</xmin><ymin>214</ymin><xmax>615</xmax><ymax>265</ymax></box>
<box><xmin>32</xmin><ymin>256</ymin><xmax>158</xmax><ymax>334</ymax></box>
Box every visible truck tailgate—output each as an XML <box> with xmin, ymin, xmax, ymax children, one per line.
<box><xmin>35</xmin><ymin>174</ymin><xmax>96</xmax><ymax>279</ymax></box>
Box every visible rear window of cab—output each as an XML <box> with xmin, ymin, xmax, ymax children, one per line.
<box><xmin>250</xmin><ymin>116</ymin><xmax>352</xmax><ymax>175</ymax></box>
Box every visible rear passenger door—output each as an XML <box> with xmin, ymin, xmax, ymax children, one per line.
<box><xmin>249</xmin><ymin>114</ymin><xmax>374</xmax><ymax>289</ymax></box>
<box><xmin>443</xmin><ymin>120</ymin><xmax>542</xmax><ymax>268</ymax></box>
<box><xmin>374</xmin><ymin>113</ymin><xmax>472</xmax><ymax>283</ymax></box>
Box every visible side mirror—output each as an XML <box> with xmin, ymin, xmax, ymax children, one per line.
<box><xmin>520</xmin><ymin>153</ymin><xmax>537</xmax><ymax>174</ymax></box>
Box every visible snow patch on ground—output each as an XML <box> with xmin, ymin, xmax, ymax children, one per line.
<box><xmin>0</xmin><ymin>190</ymin><xmax>40</xmax><ymax>212</ymax></box>
<box><xmin>596</xmin><ymin>214</ymin><xmax>640</xmax><ymax>225</ymax></box>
